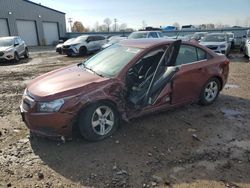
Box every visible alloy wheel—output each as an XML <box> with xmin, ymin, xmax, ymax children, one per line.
<box><xmin>91</xmin><ymin>105</ymin><xmax>114</xmax><ymax>136</ymax></box>
<box><xmin>204</xmin><ymin>81</ymin><xmax>219</xmax><ymax>102</ymax></box>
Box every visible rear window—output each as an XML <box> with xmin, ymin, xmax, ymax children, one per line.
<box><xmin>176</xmin><ymin>45</ymin><xmax>208</xmax><ymax>65</ymax></box>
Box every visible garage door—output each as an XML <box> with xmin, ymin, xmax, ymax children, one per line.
<box><xmin>16</xmin><ymin>20</ymin><xmax>38</xmax><ymax>46</ymax></box>
<box><xmin>0</xmin><ymin>19</ymin><xmax>9</xmax><ymax>37</ymax></box>
<box><xmin>43</xmin><ymin>22</ymin><xmax>59</xmax><ymax>45</ymax></box>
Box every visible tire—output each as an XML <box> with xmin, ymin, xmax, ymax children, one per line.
<box><xmin>199</xmin><ymin>78</ymin><xmax>221</xmax><ymax>106</ymax></box>
<box><xmin>24</xmin><ymin>48</ymin><xmax>29</xmax><ymax>58</ymax></box>
<box><xmin>79</xmin><ymin>46</ymin><xmax>87</xmax><ymax>56</ymax></box>
<box><xmin>77</xmin><ymin>102</ymin><xmax>119</xmax><ymax>141</ymax></box>
<box><xmin>13</xmin><ymin>52</ymin><xmax>20</xmax><ymax>63</ymax></box>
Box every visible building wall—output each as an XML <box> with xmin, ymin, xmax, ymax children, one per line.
<box><xmin>0</xmin><ymin>0</ymin><xmax>66</xmax><ymax>45</ymax></box>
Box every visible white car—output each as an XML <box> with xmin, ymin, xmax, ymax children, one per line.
<box><xmin>101</xmin><ymin>36</ymin><xmax>127</xmax><ymax>49</ymax></box>
<box><xmin>0</xmin><ymin>36</ymin><xmax>29</xmax><ymax>62</ymax></box>
<box><xmin>199</xmin><ymin>33</ymin><xmax>231</xmax><ymax>56</ymax></box>
<box><xmin>56</xmin><ymin>38</ymin><xmax>75</xmax><ymax>54</ymax></box>
<box><xmin>243</xmin><ymin>30</ymin><xmax>250</xmax><ymax>59</ymax></box>
<box><xmin>128</xmin><ymin>31</ymin><xmax>163</xmax><ymax>39</ymax></box>
<box><xmin>62</xmin><ymin>35</ymin><xmax>106</xmax><ymax>56</ymax></box>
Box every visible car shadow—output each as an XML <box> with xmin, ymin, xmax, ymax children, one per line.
<box><xmin>0</xmin><ymin>57</ymin><xmax>32</xmax><ymax>66</ymax></box>
<box><xmin>30</xmin><ymin>94</ymin><xmax>250</xmax><ymax>187</ymax></box>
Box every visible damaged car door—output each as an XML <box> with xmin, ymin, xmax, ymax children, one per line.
<box><xmin>127</xmin><ymin>40</ymin><xmax>181</xmax><ymax>114</ymax></box>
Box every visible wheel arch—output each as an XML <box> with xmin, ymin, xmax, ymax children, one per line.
<box><xmin>72</xmin><ymin>98</ymin><xmax>121</xmax><ymax>132</ymax></box>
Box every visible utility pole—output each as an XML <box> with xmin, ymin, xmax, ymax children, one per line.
<box><xmin>68</xmin><ymin>18</ymin><xmax>73</xmax><ymax>32</ymax></box>
<box><xmin>114</xmin><ymin>18</ymin><xmax>118</xmax><ymax>32</ymax></box>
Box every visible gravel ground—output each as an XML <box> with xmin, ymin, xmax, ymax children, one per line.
<box><xmin>0</xmin><ymin>50</ymin><xmax>250</xmax><ymax>188</ymax></box>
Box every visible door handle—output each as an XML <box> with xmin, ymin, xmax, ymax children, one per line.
<box><xmin>198</xmin><ymin>68</ymin><xmax>203</xmax><ymax>71</ymax></box>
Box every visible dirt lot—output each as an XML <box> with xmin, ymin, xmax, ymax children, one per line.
<box><xmin>0</xmin><ymin>49</ymin><xmax>250</xmax><ymax>188</ymax></box>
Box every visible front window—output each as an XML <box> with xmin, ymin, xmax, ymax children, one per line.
<box><xmin>201</xmin><ymin>34</ymin><xmax>226</xmax><ymax>42</ymax></box>
<box><xmin>81</xmin><ymin>44</ymin><xmax>141</xmax><ymax>77</ymax></box>
<box><xmin>0</xmin><ymin>38</ymin><xmax>14</xmax><ymax>47</ymax></box>
<box><xmin>128</xmin><ymin>32</ymin><xmax>147</xmax><ymax>39</ymax></box>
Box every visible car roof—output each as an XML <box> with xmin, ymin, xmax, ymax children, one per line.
<box><xmin>119</xmin><ymin>38</ymin><xmax>174</xmax><ymax>49</ymax></box>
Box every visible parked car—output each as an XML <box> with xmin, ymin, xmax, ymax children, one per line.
<box><xmin>191</xmin><ymin>32</ymin><xmax>208</xmax><ymax>41</ymax></box>
<box><xmin>226</xmin><ymin>32</ymin><xmax>235</xmax><ymax>48</ymax></box>
<box><xmin>20</xmin><ymin>39</ymin><xmax>229</xmax><ymax>141</ymax></box>
<box><xmin>199</xmin><ymin>33</ymin><xmax>231</xmax><ymax>56</ymax></box>
<box><xmin>56</xmin><ymin>38</ymin><xmax>75</xmax><ymax>54</ymax></box>
<box><xmin>128</xmin><ymin>31</ymin><xmax>163</xmax><ymax>39</ymax></box>
<box><xmin>0</xmin><ymin>36</ymin><xmax>29</xmax><ymax>62</ymax></box>
<box><xmin>181</xmin><ymin>25</ymin><xmax>197</xmax><ymax>30</ymax></box>
<box><xmin>101</xmin><ymin>36</ymin><xmax>127</xmax><ymax>49</ymax></box>
<box><xmin>62</xmin><ymin>35</ymin><xmax>106</xmax><ymax>56</ymax></box>
<box><xmin>242</xmin><ymin>30</ymin><xmax>250</xmax><ymax>59</ymax></box>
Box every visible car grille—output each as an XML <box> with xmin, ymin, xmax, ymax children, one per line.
<box><xmin>207</xmin><ymin>45</ymin><xmax>218</xmax><ymax>50</ymax></box>
<box><xmin>0</xmin><ymin>51</ymin><xmax>4</xmax><ymax>56</ymax></box>
<box><xmin>63</xmin><ymin>45</ymin><xmax>71</xmax><ymax>49</ymax></box>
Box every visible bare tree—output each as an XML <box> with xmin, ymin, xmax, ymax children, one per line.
<box><xmin>93</xmin><ymin>21</ymin><xmax>99</xmax><ymax>32</ymax></box>
<box><xmin>104</xmin><ymin>18</ymin><xmax>112</xmax><ymax>32</ymax></box>
<box><xmin>72</xmin><ymin>21</ymin><xmax>86</xmax><ymax>32</ymax></box>
<box><xmin>119</xmin><ymin>23</ymin><xmax>127</xmax><ymax>31</ymax></box>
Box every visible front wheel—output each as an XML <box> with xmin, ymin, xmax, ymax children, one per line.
<box><xmin>13</xmin><ymin>52</ymin><xmax>20</xmax><ymax>63</ymax></box>
<box><xmin>24</xmin><ymin>48</ymin><xmax>29</xmax><ymax>58</ymax></box>
<box><xmin>199</xmin><ymin>78</ymin><xmax>221</xmax><ymax>105</ymax></box>
<box><xmin>77</xmin><ymin>102</ymin><xmax>119</xmax><ymax>141</ymax></box>
<box><xmin>79</xmin><ymin>46</ymin><xmax>87</xmax><ymax>56</ymax></box>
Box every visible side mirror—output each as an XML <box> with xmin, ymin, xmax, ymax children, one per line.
<box><xmin>14</xmin><ymin>42</ymin><xmax>19</xmax><ymax>46</ymax></box>
<box><xmin>243</xmin><ymin>35</ymin><xmax>246</xmax><ymax>38</ymax></box>
<box><xmin>58</xmin><ymin>40</ymin><xmax>64</xmax><ymax>44</ymax></box>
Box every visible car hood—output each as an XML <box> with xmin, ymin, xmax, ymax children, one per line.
<box><xmin>200</xmin><ymin>41</ymin><xmax>227</xmax><ymax>46</ymax></box>
<box><xmin>0</xmin><ymin>46</ymin><xmax>13</xmax><ymax>51</ymax></box>
<box><xmin>27</xmin><ymin>64</ymin><xmax>108</xmax><ymax>100</ymax></box>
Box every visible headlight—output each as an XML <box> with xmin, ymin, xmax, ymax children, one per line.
<box><xmin>5</xmin><ymin>48</ymin><xmax>13</xmax><ymax>53</ymax></box>
<box><xmin>37</xmin><ymin>99</ymin><xmax>64</xmax><ymax>112</ymax></box>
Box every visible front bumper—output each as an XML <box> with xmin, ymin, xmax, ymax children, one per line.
<box><xmin>20</xmin><ymin>101</ymin><xmax>75</xmax><ymax>138</ymax></box>
<box><xmin>205</xmin><ymin>45</ymin><xmax>226</xmax><ymax>54</ymax></box>
<box><xmin>62</xmin><ymin>46</ymin><xmax>79</xmax><ymax>56</ymax></box>
<box><xmin>0</xmin><ymin>51</ymin><xmax>15</xmax><ymax>61</ymax></box>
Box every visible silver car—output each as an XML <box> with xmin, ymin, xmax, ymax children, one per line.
<box><xmin>0</xmin><ymin>36</ymin><xmax>29</xmax><ymax>62</ymax></box>
<box><xmin>128</xmin><ymin>31</ymin><xmax>163</xmax><ymax>39</ymax></box>
<box><xmin>199</xmin><ymin>33</ymin><xmax>231</xmax><ymax>56</ymax></box>
<box><xmin>62</xmin><ymin>35</ymin><xmax>106</xmax><ymax>56</ymax></box>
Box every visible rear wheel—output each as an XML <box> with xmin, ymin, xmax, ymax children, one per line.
<box><xmin>199</xmin><ymin>78</ymin><xmax>220</xmax><ymax>105</ymax></box>
<box><xmin>77</xmin><ymin>102</ymin><xmax>119</xmax><ymax>141</ymax></box>
<box><xmin>79</xmin><ymin>46</ymin><xmax>87</xmax><ymax>56</ymax></box>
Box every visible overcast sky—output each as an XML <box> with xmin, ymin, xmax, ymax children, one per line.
<box><xmin>31</xmin><ymin>0</ymin><xmax>250</xmax><ymax>29</ymax></box>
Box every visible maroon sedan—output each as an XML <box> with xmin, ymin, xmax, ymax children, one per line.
<box><xmin>20</xmin><ymin>39</ymin><xmax>229</xmax><ymax>141</ymax></box>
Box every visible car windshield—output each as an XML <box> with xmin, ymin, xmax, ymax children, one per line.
<box><xmin>81</xmin><ymin>44</ymin><xmax>141</xmax><ymax>77</ymax></box>
<box><xmin>74</xmin><ymin>36</ymin><xmax>88</xmax><ymax>43</ymax></box>
<box><xmin>128</xmin><ymin>32</ymin><xmax>147</xmax><ymax>39</ymax></box>
<box><xmin>202</xmin><ymin>34</ymin><xmax>226</xmax><ymax>42</ymax></box>
<box><xmin>0</xmin><ymin>38</ymin><xmax>14</xmax><ymax>47</ymax></box>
